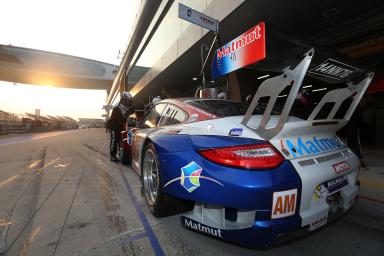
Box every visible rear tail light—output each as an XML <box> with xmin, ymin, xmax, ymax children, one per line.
<box><xmin>199</xmin><ymin>143</ymin><xmax>284</xmax><ymax>169</ymax></box>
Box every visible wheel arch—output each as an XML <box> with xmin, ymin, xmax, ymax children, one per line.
<box><xmin>141</xmin><ymin>137</ymin><xmax>154</xmax><ymax>165</ymax></box>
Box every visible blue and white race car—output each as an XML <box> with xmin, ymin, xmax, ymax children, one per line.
<box><xmin>126</xmin><ymin>25</ymin><xmax>374</xmax><ymax>246</ymax></box>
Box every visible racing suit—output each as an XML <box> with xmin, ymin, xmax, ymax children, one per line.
<box><xmin>109</xmin><ymin>104</ymin><xmax>133</xmax><ymax>158</ymax></box>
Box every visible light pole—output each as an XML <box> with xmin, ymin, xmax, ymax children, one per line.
<box><xmin>4</xmin><ymin>112</ymin><xmax>7</xmax><ymax>131</ymax></box>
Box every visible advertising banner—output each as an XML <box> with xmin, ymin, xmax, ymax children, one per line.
<box><xmin>211</xmin><ymin>22</ymin><xmax>266</xmax><ymax>79</ymax></box>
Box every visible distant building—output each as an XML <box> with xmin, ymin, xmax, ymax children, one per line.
<box><xmin>78</xmin><ymin>118</ymin><xmax>105</xmax><ymax>128</ymax></box>
<box><xmin>0</xmin><ymin>110</ymin><xmax>22</xmax><ymax>129</ymax></box>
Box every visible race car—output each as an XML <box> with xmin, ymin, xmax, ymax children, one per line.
<box><xmin>127</xmin><ymin>87</ymin><xmax>369</xmax><ymax>247</ymax></box>
<box><xmin>121</xmin><ymin>23</ymin><xmax>373</xmax><ymax>247</ymax></box>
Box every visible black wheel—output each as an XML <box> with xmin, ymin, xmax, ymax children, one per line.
<box><xmin>141</xmin><ymin>143</ymin><xmax>169</xmax><ymax>217</ymax></box>
<box><xmin>119</xmin><ymin>146</ymin><xmax>130</xmax><ymax>165</ymax></box>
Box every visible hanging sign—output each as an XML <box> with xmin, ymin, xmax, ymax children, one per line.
<box><xmin>211</xmin><ymin>22</ymin><xmax>266</xmax><ymax>79</ymax></box>
<box><xmin>178</xmin><ymin>3</ymin><xmax>219</xmax><ymax>32</ymax></box>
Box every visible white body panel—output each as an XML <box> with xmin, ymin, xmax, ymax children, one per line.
<box><xmin>289</xmin><ymin>148</ymin><xmax>359</xmax><ymax>227</ymax></box>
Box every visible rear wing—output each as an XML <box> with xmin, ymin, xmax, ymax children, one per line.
<box><xmin>208</xmin><ymin>22</ymin><xmax>374</xmax><ymax>140</ymax></box>
<box><xmin>241</xmin><ymin>48</ymin><xmax>374</xmax><ymax>140</ymax></box>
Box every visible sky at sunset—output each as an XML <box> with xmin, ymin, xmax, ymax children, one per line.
<box><xmin>0</xmin><ymin>0</ymin><xmax>140</xmax><ymax>120</ymax></box>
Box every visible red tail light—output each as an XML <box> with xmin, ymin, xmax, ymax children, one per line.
<box><xmin>199</xmin><ymin>144</ymin><xmax>284</xmax><ymax>169</ymax></box>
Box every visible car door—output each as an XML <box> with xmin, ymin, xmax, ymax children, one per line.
<box><xmin>131</xmin><ymin>103</ymin><xmax>167</xmax><ymax>172</ymax></box>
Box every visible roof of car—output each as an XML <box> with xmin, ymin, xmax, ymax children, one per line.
<box><xmin>160</xmin><ymin>98</ymin><xmax>242</xmax><ymax>104</ymax></box>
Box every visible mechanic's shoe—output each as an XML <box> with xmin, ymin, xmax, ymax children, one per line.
<box><xmin>110</xmin><ymin>156</ymin><xmax>119</xmax><ymax>162</ymax></box>
<box><xmin>360</xmin><ymin>160</ymin><xmax>369</xmax><ymax>171</ymax></box>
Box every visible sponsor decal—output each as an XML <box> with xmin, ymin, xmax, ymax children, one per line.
<box><xmin>313</xmin><ymin>184</ymin><xmax>328</xmax><ymax>200</ymax></box>
<box><xmin>204</xmin><ymin>124</ymin><xmax>215</xmax><ymax>134</ymax></box>
<box><xmin>284</xmin><ymin>136</ymin><xmax>344</xmax><ymax>158</ymax></box>
<box><xmin>182</xmin><ymin>217</ymin><xmax>223</xmax><ymax>238</ymax></box>
<box><xmin>127</xmin><ymin>130</ymin><xmax>133</xmax><ymax>145</ymax></box>
<box><xmin>184</xmin><ymin>104</ymin><xmax>218</xmax><ymax>119</ymax></box>
<box><xmin>229</xmin><ymin>128</ymin><xmax>243</xmax><ymax>136</ymax></box>
<box><xmin>308</xmin><ymin>58</ymin><xmax>358</xmax><ymax>80</ymax></box>
<box><xmin>211</xmin><ymin>22</ymin><xmax>266</xmax><ymax>79</ymax></box>
<box><xmin>332</xmin><ymin>161</ymin><xmax>351</xmax><ymax>174</ymax></box>
<box><xmin>181</xmin><ymin>162</ymin><xmax>202</xmax><ymax>192</ymax></box>
<box><xmin>271</xmin><ymin>189</ymin><xmax>297</xmax><ymax>219</ymax></box>
<box><xmin>313</xmin><ymin>176</ymin><xmax>348</xmax><ymax>200</ymax></box>
<box><xmin>189</xmin><ymin>113</ymin><xmax>199</xmax><ymax>122</ymax></box>
<box><xmin>163</xmin><ymin>161</ymin><xmax>223</xmax><ymax>192</ymax></box>
<box><xmin>280</xmin><ymin>139</ymin><xmax>290</xmax><ymax>157</ymax></box>
<box><xmin>308</xmin><ymin>216</ymin><xmax>328</xmax><ymax>231</ymax></box>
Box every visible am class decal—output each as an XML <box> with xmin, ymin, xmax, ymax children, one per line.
<box><xmin>271</xmin><ymin>189</ymin><xmax>297</xmax><ymax>219</ymax></box>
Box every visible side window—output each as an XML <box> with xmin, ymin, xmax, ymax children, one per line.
<box><xmin>140</xmin><ymin>104</ymin><xmax>167</xmax><ymax>128</ymax></box>
<box><xmin>159</xmin><ymin>105</ymin><xmax>188</xmax><ymax>126</ymax></box>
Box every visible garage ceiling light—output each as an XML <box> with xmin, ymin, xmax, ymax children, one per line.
<box><xmin>257</xmin><ymin>74</ymin><xmax>270</xmax><ymax>80</ymax></box>
<box><xmin>322</xmin><ymin>8</ymin><xmax>340</xmax><ymax>18</ymax></box>
<box><xmin>312</xmin><ymin>88</ymin><xmax>327</xmax><ymax>92</ymax></box>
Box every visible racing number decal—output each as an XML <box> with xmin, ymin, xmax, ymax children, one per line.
<box><xmin>271</xmin><ymin>189</ymin><xmax>297</xmax><ymax>219</ymax></box>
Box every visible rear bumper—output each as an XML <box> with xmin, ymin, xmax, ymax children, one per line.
<box><xmin>181</xmin><ymin>193</ymin><xmax>358</xmax><ymax>247</ymax></box>
<box><xmin>154</xmin><ymin>135</ymin><xmax>360</xmax><ymax>246</ymax></box>
<box><xmin>181</xmin><ymin>205</ymin><xmax>302</xmax><ymax>247</ymax></box>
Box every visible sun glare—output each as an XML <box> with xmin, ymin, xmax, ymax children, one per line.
<box><xmin>0</xmin><ymin>82</ymin><xmax>106</xmax><ymax>120</ymax></box>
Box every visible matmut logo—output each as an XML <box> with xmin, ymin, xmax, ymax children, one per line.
<box><xmin>284</xmin><ymin>136</ymin><xmax>343</xmax><ymax>158</ymax></box>
<box><xmin>216</xmin><ymin>25</ymin><xmax>262</xmax><ymax>60</ymax></box>
<box><xmin>333</xmin><ymin>161</ymin><xmax>351</xmax><ymax>174</ymax></box>
<box><xmin>271</xmin><ymin>189</ymin><xmax>297</xmax><ymax>219</ymax></box>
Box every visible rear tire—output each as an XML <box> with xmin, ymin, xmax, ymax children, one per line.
<box><xmin>141</xmin><ymin>143</ymin><xmax>169</xmax><ymax>217</ymax></box>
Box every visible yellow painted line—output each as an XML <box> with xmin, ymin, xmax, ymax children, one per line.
<box><xmin>18</xmin><ymin>226</ymin><xmax>41</xmax><ymax>256</ymax></box>
<box><xmin>34</xmin><ymin>157</ymin><xmax>61</xmax><ymax>172</ymax></box>
<box><xmin>27</xmin><ymin>159</ymin><xmax>43</xmax><ymax>169</ymax></box>
<box><xmin>0</xmin><ymin>218</ymin><xmax>12</xmax><ymax>227</ymax></box>
<box><xmin>0</xmin><ymin>174</ymin><xmax>20</xmax><ymax>189</ymax></box>
<box><xmin>0</xmin><ymin>220</ymin><xmax>11</xmax><ymax>227</ymax></box>
<box><xmin>360</xmin><ymin>178</ymin><xmax>384</xmax><ymax>190</ymax></box>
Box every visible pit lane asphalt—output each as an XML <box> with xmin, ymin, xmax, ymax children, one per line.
<box><xmin>0</xmin><ymin>128</ymin><xmax>382</xmax><ymax>256</ymax></box>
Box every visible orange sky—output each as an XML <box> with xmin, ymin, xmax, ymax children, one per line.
<box><xmin>0</xmin><ymin>0</ymin><xmax>140</xmax><ymax>120</ymax></box>
<box><xmin>0</xmin><ymin>82</ymin><xmax>107</xmax><ymax>120</ymax></box>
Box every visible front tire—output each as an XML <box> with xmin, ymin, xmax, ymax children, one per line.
<box><xmin>141</xmin><ymin>143</ymin><xmax>168</xmax><ymax>217</ymax></box>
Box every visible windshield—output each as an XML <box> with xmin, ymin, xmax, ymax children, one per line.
<box><xmin>184</xmin><ymin>99</ymin><xmax>264</xmax><ymax>117</ymax></box>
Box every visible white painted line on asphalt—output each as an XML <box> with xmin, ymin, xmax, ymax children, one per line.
<box><xmin>53</xmin><ymin>164</ymin><xmax>70</xmax><ymax>168</ymax></box>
